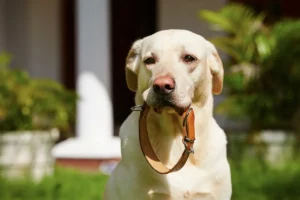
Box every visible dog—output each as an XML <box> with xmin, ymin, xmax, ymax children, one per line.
<box><xmin>104</xmin><ymin>29</ymin><xmax>232</xmax><ymax>200</ymax></box>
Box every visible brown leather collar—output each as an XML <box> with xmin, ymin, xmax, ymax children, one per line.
<box><xmin>132</xmin><ymin>102</ymin><xmax>195</xmax><ymax>174</ymax></box>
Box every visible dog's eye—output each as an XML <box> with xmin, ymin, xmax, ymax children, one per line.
<box><xmin>183</xmin><ymin>55</ymin><xmax>196</xmax><ymax>63</ymax></box>
<box><xmin>144</xmin><ymin>57</ymin><xmax>156</xmax><ymax>65</ymax></box>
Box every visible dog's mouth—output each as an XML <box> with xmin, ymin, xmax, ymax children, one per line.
<box><xmin>143</xmin><ymin>88</ymin><xmax>191</xmax><ymax>115</ymax></box>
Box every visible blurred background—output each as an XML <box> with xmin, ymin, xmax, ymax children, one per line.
<box><xmin>0</xmin><ymin>0</ymin><xmax>300</xmax><ymax>199</ymax></box>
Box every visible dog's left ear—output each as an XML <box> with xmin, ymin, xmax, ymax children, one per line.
<box><xmin>207</xmin><ymin>42</ymin><xmax>224</xmax><ymax>95</ymax></box>
<box><xmin>125</xmin><ymin>39</ymin><xmax>143</xmax><ymax>92</ymax></box>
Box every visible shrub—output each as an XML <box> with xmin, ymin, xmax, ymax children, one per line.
<box><xmin>0</xmin><ymin>52</ymin><xmax>77</xmax><ymax>132</ymax></box>
<box><xmin>231</xmin><ymin>158</ymin><xmax>300</xmax><ymax>200</ymax></box>
<box><xmin>199</xmin><ymin>3</ymin><xmax>300</xmax><ymax>131</ymax></box>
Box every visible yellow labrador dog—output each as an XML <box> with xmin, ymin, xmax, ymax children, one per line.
<box><xmin>104</xmin><ymin>30</ymin><xmax>232</xmax><ymax>200</ymax></box>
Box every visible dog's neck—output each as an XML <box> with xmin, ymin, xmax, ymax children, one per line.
<box><xmin>134</xmin><ymin>92</ymin><xmax>214</xmax><ymax>167</ymax></box>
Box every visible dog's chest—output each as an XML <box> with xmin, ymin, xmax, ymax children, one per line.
<box><xmin>146</xmin><ymin>165</ymin><xmax>216</xmax><ymax>200</ymax></box>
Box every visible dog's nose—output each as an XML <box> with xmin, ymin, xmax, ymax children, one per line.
<box><xmin>153</xmin><ymin>76</ymin><xmax>175</xmax><ymax>95</ymax></box>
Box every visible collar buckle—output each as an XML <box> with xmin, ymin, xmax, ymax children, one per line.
<box><xmin>183</xmin><ymin>136</ymin><xmax>195</xmax><ymax>154</ymax></box>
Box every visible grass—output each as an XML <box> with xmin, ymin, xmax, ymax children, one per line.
<box><xmin>0</xmin><ymin>168</ymin><xmax>109</xmax><ymax>200</ymax></box>
<box><xmin>1</xmin><ymin>159</ymin><xmax>300</xmax><ymax>200</ymax></box>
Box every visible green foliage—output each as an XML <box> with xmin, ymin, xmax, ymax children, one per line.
<box><xmin>199</xmin><ymin>3</ymin><xmax>300</xmax><ymax>131</ymax></box>
<box><xmin>0</xmin><ymin>52</ymin><xmax>77</xmax><ymax>132</ymax></box>
<box><xmin>200</xmin><ymin>3</ymin><xmax>267</xmax><ymax>64</ymax></box>
<box><xmin>0</xmin><ymin>168</ymin><xmax>109</xmax><ymax>200</ymax></box>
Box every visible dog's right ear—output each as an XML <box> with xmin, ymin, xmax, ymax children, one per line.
<box><xmin>125</xmin><ymin>39</ymin><xmax>143</xmax><ymax>92</ymax></box>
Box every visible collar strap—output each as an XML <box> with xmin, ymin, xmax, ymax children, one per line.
<box><xmin>136</xmin><ymin>102</ymin><xmax>195</xmax><ymax>174</ymax></box>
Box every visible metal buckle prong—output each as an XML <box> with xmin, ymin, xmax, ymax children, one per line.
<box><xmin>183</xmin><ymin>136</ymin><xmax>195</xmax><ymax>154</ymax></box>
<box><xmin>183</xmin><ymin>141</ymin><xmax>195</xmax><ymax>154</ymax></box>
<box><xmin>131</xmin><ymin>105</ymin><xmax>143</xmax><ymax>111</ymax></box>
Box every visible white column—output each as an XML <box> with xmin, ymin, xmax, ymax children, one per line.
<box><xmin>76</xmin><ymin>0</ymin><xmax>111</xmax><ymax>94</ymax></box>
<box><xmin>76</xmin><ymin>0</ymin><xmax>111</xmax><ymax>139</ymax></box>
<box><xmin>52</xmin><ymin>0</ymin><xmax>121</xmax><ymax>160</ymax></box>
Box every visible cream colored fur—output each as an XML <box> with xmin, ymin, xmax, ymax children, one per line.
<box><xmin>104</xmin><ymin>30</ymin><xmax>232</xmax><ymax>200</ymax></box>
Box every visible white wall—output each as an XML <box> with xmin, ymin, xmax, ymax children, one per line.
<box><xmin>0</xmin><ymin>0</ymin><xmax>6</xmax><ymax>51</ymax></box>
<box><xmin>2</xmin><ymin>1</ymin><xmax>29</xmax><ymax>68</ymax></box>
<box><xmin>0</xmin><ymin>0</ymin><xmax>61</xmax><ymax>82</ymax></box>
<box><xmin>27</xmin><ymin>0</ymin><xmax>61</xmax><ymax>82</ymax></box>
<box><xmin>158</xmin><ymin>0</ymin><xmax>226</xmax><ymax>38</ymax></box>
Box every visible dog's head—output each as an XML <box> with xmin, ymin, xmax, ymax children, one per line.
<box><xmin>126</xmin><ymin>30</ymin><xmax>223</xmax><ymax>114</ymax></box>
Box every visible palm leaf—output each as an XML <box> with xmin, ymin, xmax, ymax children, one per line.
<box><xmin>211</xmin><ymin>37</ymin><xmax>242</xmax><ymax>61</ymax></box>
<box><xmin>199</xmin><ymin>3</ymin><xmax>265</xmax><ymax>35</ymax></box>
<box><xmin>199</xmin><ymin>10</ymin><xmax>234</xmax><ymax>32</ymax></box>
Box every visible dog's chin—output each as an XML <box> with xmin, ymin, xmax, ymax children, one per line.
<box><xmin>150</xmin><ymin>100</ymin><xmax>190</xmax><ymax>116</ymax></box>
<box><xmin>153</xmin><ymin>106</ymin><xmax>187</xmax><ymax>116</ymax></box>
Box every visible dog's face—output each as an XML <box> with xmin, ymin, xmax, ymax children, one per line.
<box><xmin>126</xmin><ymin>30</ymin><xmax>223</xmax><ymax>114</ymax></box>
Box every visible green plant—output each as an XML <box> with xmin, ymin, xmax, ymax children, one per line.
<box><xmin>230</xmin><ymin>158</ymin><xmax>300</xmax><ymax>200</ymax></box>
<box><xmin>199</xmin><ymin>3</ymin><xmax>300</xmax><ymax>131</ymax></box>
<box><xmin>0</xmin><ymin>52</ymin><xmax>77</xmax><ymax>132</ymax></box>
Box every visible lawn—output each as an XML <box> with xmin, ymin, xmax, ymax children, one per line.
<box><xmin>0</xmin><ymin>168</ymin><xmax>109</xmax><ymax>200</ymax></box>
<box><xmin>1</xmin><ymin>159</ymin><xmax>300</xmax><ymax>200</ymax></box>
